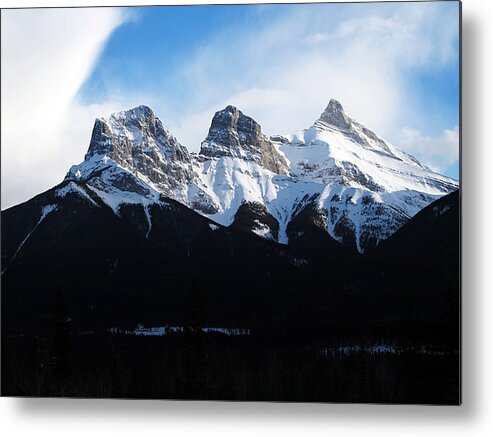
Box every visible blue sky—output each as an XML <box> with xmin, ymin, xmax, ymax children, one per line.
<box><xmin>79</xmin><ymin>5</ymin><xmax>264</xmax><ymax>105</ymax></box>
<box><xmin>1</xmin><ymin>2</ymin><xmax>460</xmax><ymax>209</ymax></box>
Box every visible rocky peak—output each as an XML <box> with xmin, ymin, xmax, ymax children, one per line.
<box><xmin>110</xmin><ymin>104</ymin><xmax>155</xmax><ymax>124</ymax></box>
<box><xmin>200</xmin><ymin>106</ymin><xmax>288</xmax><ymax>174</ymax></box>
<box><xmin>317</xmin><ymin>99</ymin><xmax>353</xmax><ymax>131</ymax></box>
<box><xmin>68</xmin><ymin>106</ymin><xmax>195</xmax><ymax>198</ymax></box>
<box><xmin>312</xmin><ymin>99</ymin><xmax>399</xmax><ymax>158</ymax></box>
<box><xmin>85</xmin><ymin>105</ymin><xmax>190</xmax><ymax>164</ymax></box>
<box><xmin>200</xmin><ymin>105</ymin><xmax>259</xmax><ymax>157</ymax></box>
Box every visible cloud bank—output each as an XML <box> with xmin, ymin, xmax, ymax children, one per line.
<box><xmin>1</xmin><ymin>8</ymin><xmax>129</xmax><ymax>209</ymax></box>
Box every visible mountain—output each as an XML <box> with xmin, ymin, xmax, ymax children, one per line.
<box><xmin>1</xmin><ymin>178</ymin><xmax>316</xmax><ymax>280</ymax></box>
<box><xmin>372</xmin><ymin>188</ymin><xmax>460</xmax><ymax>263</ymax></box>
<box><xmin>1</xmin><ymin>176</ymin><xmax>353</xmax><ymax>336</ymax></box>
<box><xmin>270</xmin><ymin>99</ymin><xmax>458</xmax><ymax>252</ymax></box>
<box><xmin>62</xmin><ymin>99</ymin><xmax>457</xmax><ymax>253</ymax></box>
<box><xmin>64</xmin><ymin>105</ymin><xmax>197</xmax><ymax>213</ymax></box>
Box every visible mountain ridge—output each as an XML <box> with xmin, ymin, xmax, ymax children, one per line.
<box><xmin>20</xmin><ymin>98</ymin><xmax>459</xmax><ymax>253</ymax></box>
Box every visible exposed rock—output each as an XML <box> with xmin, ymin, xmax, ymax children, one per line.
<box><xmin>67</xmin><ymin>105</ymin><xmax>197</xmax><ymax>204</ymax></box>
<box><xmin>317</xmin><ymin>99</ymin><xmax>353</xmax><ymax>131</ymax></box>
<box><xmin>230</xmin><ymin>201</ymin><xmax>279</xmax><ymax>241</ymax></box>
<box><xmin>200</xmin><ymin>106</ymin><xmax>289</xmax><ymax>175</ymax></box>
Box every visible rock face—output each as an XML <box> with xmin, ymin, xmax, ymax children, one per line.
<box><xmin>66</xmin><ymin>105</ymin><xmax>200</xmax><ymax>209</ymax></box>
<box><xmin>69</xmin><ymin>106</ymin><xmax>192</xmax><ymax>195</ymax></box>
<box><xmin>200</xmin><ymin>106</ymin><xmax>289</xmax><ymax>175</ymax></box>
<box><xmin>86</xmin><ymin>106</ymin><xmax>190</xmax><ymax>165</ymax></box>
<box><xmin>318</xmin><ymin>99</ymin><xmax>353</xmax><ymax>131</ymax></box>
<box><xmin>61</xmin><ymin>99</ymin><xmax>458</xmax><ymax>253</ymax></box>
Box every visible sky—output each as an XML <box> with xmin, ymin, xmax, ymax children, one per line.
<box><xmin>1</xmin><ymin>1</ymin><xmax>460</xmax><ymax>209</ymax></box>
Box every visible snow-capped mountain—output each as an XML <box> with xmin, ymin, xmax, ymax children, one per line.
<box><xmin>64</xmin><ymin>99</ymin><xmax>458</xmax><ymax>253</ymax></box>
<box><xmin>65</xmin><ymin>105</ymin><xmax>196</xmax><ymax>212</ymax></box>
<box><xmin>271</xmin><ymin>99</ymin><xmax>459</xmax><ymax>252</ymax></box>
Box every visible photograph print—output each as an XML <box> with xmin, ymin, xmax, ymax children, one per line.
<box><xmin>1</xmin><ymin>1</ymin><xmax>461</xmax><ymax>404</ymax></box>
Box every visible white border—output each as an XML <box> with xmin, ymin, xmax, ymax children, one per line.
<box><xmin>2</xmin><ymin>1</ymin><xmax>493</xmax><ymax>436</ymax></box>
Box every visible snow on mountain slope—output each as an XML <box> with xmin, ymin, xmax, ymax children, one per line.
<box><xmin>190</xmin><ymin>100</ymin><xmax>458</xmax><ymax>252</ymax></box>
<box><xmin>280</xmin><ymin>99</ymin><xmax>453</xmax><ymax>194</ymax></box>
<box><xmin>64</xmin><ymin>100</ymin><xmax>458</xmax><ymax>253</ymax></box>
<box><xmin>268</xmin><ymin>99</ymin><xmax>458</xmax><ymax>252</ymax></box>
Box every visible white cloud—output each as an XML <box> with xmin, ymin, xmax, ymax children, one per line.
<box><xmin>398</xmin><ymin>126</ymin><xmax>459</xmax><ymax>173</ymax></box>
<box><xmin>1</xmin><ymin>8</ymin><xmax>130</xmax><ymax>209</ymax></box>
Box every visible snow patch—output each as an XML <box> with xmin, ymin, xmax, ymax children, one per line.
<box><xmin>144</xmin><ymin>205</ymin><xmax>152</xmax><ymax>238</ymax></box>
<box><xmin>251</xmin><ymin>219</ymin><xmax>275</xmax><ymax>241</ymax></box>
<box><xmin>41</xmin><ymin>203</ymin><xmax>57</xmax><ymax>218</ymax></box>
<box><xmin>2</xmin><ymin>203</ymin><xmax>58</xmax><ymax>274</ymax></box>
<box><xmin>56</xmin><ymin>182</ymin><xmax>98</xmax><ymax>206</ymax></box>
<box><xmin>318</xmin><ymin>343</ymin><xmax>455</xmax><ymax>358</ymax></box>
<box><xmin>108</xmin><ymin>325</ymin><xmax>250</xmax><ymax>337</ymax></box>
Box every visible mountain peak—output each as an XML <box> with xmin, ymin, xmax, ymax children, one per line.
<box><xmin>109</xmin><ymin>105</ymin><xmax>156</xmax><ymax>124</ymax></box>
<box><xmin>84</xmin><ymin>105</ymin><xmax>189</xmax><ymax>162</ymax></box>
<box><xmin>222</xmin><ymin>104</ymin><xmax>240</xmax><ymax>113</ymax></box>
<box><xmin>317</xmin><ymin>98</ymin><xmax>352</xmax><ymax>131</ymax></box>
<box><xmin>68</xmin><ymin>105</ymin><xmax>192</xmax><ymax>194</ymax></box>
<box><xmin>199</xmin><ymin>106</ymin><xmax>288</xmax><ymax>174</ymax></box>
<box><xmin>327</xmin><ymin>98</ymin><xmax>344</xmax><ymax>110</ymax></box>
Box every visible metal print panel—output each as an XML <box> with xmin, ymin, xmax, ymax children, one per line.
<box><xmin>1</xmin><ymin>1</ymin><xmax>461</xmax><ymax>404</ymax></box>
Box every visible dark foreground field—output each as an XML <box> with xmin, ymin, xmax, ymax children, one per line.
<box><xmin>1</xmin><ymin>191</ymin><xmax>460</xmax><ymax>403</ymax></box>
<box><xmin>2</xmin><ymin>326</ymin><xmax>459</xmax><ymax>404</ymax></box>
